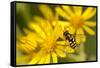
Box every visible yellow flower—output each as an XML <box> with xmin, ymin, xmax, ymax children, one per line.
<box><xmin>38</xmin><ymin>5</ymin><xmax>58</xmax><ymax>26</ymax></box>
<box><xmin>56</xmin><ymin>6</ymin><xmax>96</xmax><ymax>43</ymax></box>
<box><xmin>16</xmin><ymin>33</ymin><xmax>37</xmax><ymax>64</ymax></box>
<box><xmin>27</xmin><ymin>19</ymin><xmax>68</xmax><ymax>64</ymax></box>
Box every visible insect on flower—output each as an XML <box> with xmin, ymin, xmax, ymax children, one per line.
<box><xmin>63</xmin><ymin>30</ymin><xmax>76</xmax><ymax>49</ymax></box>
<box><xmin>62</xmin><ymin>28</ymin><xmax>86</xmax><ymax>50</ymax></box>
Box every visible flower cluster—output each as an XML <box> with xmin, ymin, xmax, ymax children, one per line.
<box><xmin>16</xmin><ymin>5</ymin><xmax>96</xmax><ymax>65</ymax></box>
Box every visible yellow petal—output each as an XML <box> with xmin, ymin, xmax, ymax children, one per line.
<box><xmin>56</xmin><ymin>7</ymin><xmax>71</xmax><ymax>20</ymax></box>
<box><xmin>28</xmin><ymin>22</ymin><xmax>46</xmax><ymax>39</ymax></box>
<box><xmin>66</xmin><ymin>46</ymin><xmax>75</xmax><ymax>53</ymax></box>
<box><xmin>56</xmin><ymin>45</ymin><xmax>66</xmax><ymax>52</ymax></box>
<box><xmin>76</xmin><ymin>28</ymin><xmax>86</xmax><ymax>43</ymax></box>
<box><xmin>52</xmin><ymin>24</ymin><xmax>63</xmax><ymax>41</ymax></box>
<box><xmin>27</xmin><ymin>33</ymin><xmax>43</xmax><ymax>43</ymax></box>
<box><xmin>45</xmin><ymin>21</ymin><xmax>53</xmax><ymax>36</ymax></box>
<box><xmin>38</xmin><ymin>5</ymin><xmax>54</xmax><ymax>20</ymax></box>
<box><xmin>58</xmin><ymin>21</ymin><xmax>70</xmax><ymax>30</ymax></box>
<box><xmin>82</xmin><ymin>35</ymin><xmax>86</xmax><ymax>43</ymax></box>
<box><xmin>51</xmin><ymin>52</ymin><xmax>58</xmax><ymax>63</ymax></box>
<box><xmin>83</xmin><ymin>25</ymin><xmax>95</xmax><ymax>35</ymax></box>
<box><xmin>76</xmin><ymin>28</ymin><xmax>84</xmax><ymax>35</ymax></box>
<box><xmin>23</xmin><ymin>28</ymin><xmax>42</xmax><ymax>43</ymax></box>
<box><xmin>84</xmin><ymin>21</ymin><xmax>96</xmax><ymax>27</ymax></box>
<box><xmin>28</xmin><ymin>56</ymin><xmax>40</xmax><ymax>64</ymax></box>
<box><xmin>17</xmin><ymin>37</ymin><xmax>36</xmax><ymax>53</ymax></box>
<box><xmin>25</xmin><ymin>34</ymin><xmax>37</xmax><ymax>47</ymax></box>
<box><xmin>20</xmin><ymin>44</ymin><xmax>35</xmax><ymax>53</ymax></box>
<box><xmin>28</xmin><ymin>51</ymin><xmax>43</xmax><ymax>64</ymax></box>
<box><xmin>73</xmin><ymin>6</ymin><xmax>82</xmax><ymax>16</ymax></box>
<box><xmin>19</xmin><ymin>33</ymin><xmax>42</xmax><ymax>53</ymax></box>
<box><xmin>66</xmin><ymin>26</ymin><xmax>75</xmax><ymax>34</ymax></box>
<box><xmin>38</xmin><ymin>56</ymin><xmax>46</xmax><ymax>64</ymax></box>
<box><xmin>65</xmin><ymin>40</ymin><xmax>70</xmax><ymax>45</ymax></box>
<box><xmin>76</xmin><ymin>36</ymin><xmax>81</xmax><ymax>44</ymax></box>
<box><xmin>33</xmin><ymin>16</ymin><xmax>46</xmax><ymax>24</ymax></box>
<box><xmin>76</xmin><ymin>35</ymin><xmax>86</xmax><ymax>44</ymax></box>
<box><xmin>44</xmin><ymin>54</ymin><xmax>50</xmax><ymax>64</ymax></box>
<box><xmin>55</xmin><ymin>48</ymin><xmax>66</xmax><ymax>57</ymax></box>
<box><xmin>33</xmin><ymin>16</ymin><xmax>53</xmax><ymax>36</ymax></box>
<box><xmin>56</xmin><ymin>41</ymin><xmax>66</xmax><ymax>45</ymax></box>
<box><xmin>62</xmin><ymin>6</ymin><xmax>74</xmax><ymax>17</ymax></box>
<box><xmin>82</xmin><ymin>7</ymin><xmax>96</xmax><ymax>20</ymax></box>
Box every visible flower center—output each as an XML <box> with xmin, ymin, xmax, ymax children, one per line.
<box><xmin>71</xmin><ymin>16</ymin><xmax>84</xmax><ymax>29</ymax></box>
<box><xmin>43</xmin><ymin>37</ymin><xmax>56</xmax><ymax>53</ymax></box>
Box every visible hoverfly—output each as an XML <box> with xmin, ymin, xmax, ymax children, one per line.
<box><xmin>63</xmin><ymin>29</ymin><xmax>86</xmax><ymax>50</ymax></box>
<box><xmin>63</xmin><ymin>30</ymin><xmax>77</xmax><ymax>49</ymax></box>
